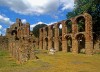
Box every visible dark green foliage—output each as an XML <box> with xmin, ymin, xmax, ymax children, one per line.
<box><xmin>67</xmin><ymin>0</ymin><xmax>100</xmax><ymax>32</ymax></box>
<box><xmin>66</xmin><ymin>20</ymin><xmax>72</xmax><ymax>33</ymax></box>
<box><xmin>77</xmin><ymin>17</ymin><xmax>85</xmax><ymax>32</ymax></box>
<box><xmin>32</xmin><ymin>24</ymin><xmax>47</xmax><ymax>38</ymax></box>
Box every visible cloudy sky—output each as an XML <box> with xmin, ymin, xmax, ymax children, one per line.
<box><xmin>0</xmin><ymin>0</ymin><xmax>74</xmax><ymax>35</ymax></box>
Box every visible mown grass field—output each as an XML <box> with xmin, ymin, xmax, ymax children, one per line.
<box><xmin>0</xmin><ymin>50</ymin><xmax>100</xmax><ymax>72</ymax></box>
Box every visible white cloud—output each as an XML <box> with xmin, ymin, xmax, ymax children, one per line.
<box><xmin>60</xmin><ymin>0</ymin><xmax>74</xmax><ymax>11</ymax></box>
<box><xmin>22</xmin><ymin>19</ymin><xmax>27</xmax><ymax>24</ymax></box>
<box><xmin>0</xmin><ymin>15</ymin><xmax>14</xmax><ymax>25</ymax></box>
<box><xmin>47</xmin><ymin>22</ymin><xmax>57</xmax><ymax>26</ymax></box>
<box><xmin>0</xmin><ymin>0</ymin><xmax>74</xmax><ymax>15</ymax></box>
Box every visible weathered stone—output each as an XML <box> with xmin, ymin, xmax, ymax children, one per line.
<box><xmin>39</xmin><ymin>13</ymin><xmax>98</xmax><ymax>55</ymax></box>
<box><xmin>1</xmin><ymin>18</ymin><xmax>38</xmax><ymax>63</ymax></box>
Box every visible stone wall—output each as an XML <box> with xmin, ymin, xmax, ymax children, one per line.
<box><xmin>5</xmin><ymin>18</ymin><xmax>37</xmax><ymax>63</ymax></box>
<box><xmin>39</xmin><ymin>13</ymin><xmax>95</xmax><ymax>55</ymax></box>
<box><xmin>8</xmin><ymin>38</ymin><xmax>36</xmax><ymax>63</ymax></box>
<box><xmin>0</xmin><ymin>36</ymin><xmax>8</xmax><ymax>50</ymax></box>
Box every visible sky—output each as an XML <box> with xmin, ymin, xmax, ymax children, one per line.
<box><xmin>0</xmin><ymin>0</ymin><xmax>74</xmax><ymax>35</ymax></box>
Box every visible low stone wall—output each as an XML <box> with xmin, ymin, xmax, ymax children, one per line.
<box><xmin>0</xmin><ymin>36</ymin><xmax>8</xmax><ymax>50</ymax></box>
<box><xmin>8</xmin><ymin>39</ymin><xmax>36</xmax><ymax>63</ymax></box>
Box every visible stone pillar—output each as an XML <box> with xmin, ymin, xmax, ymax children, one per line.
<box><xmin>62</xmin><ymin>21</ymin><xmax>67</xmax><ymax>52</ymax></box>
<box><xmin>48</xmin><ymin>25</ymin><xmax>53</xmax><ymax>50</ymax></box>
<box><xmin>39</xmin><ymin>28</ymin><xmax>43</xmax><ymax>49</ymax></box>
<box><xmin>43</xmin><ymin>27</ymin><xmax>47</xmax><ymax>50</ymax></box>
<box><xmin>84</xmin><ymin>13</ymin><xmax>93</xmax><ymax>55</ymax></box>
<box><xmin>72</xmin><ymin>18</ymin><xmax>78</xmax><ymax>54</ymax></box>
<box><xmin>54</xmin><ymin>23</ymin><xmax>59</xmax><ymax>51</ymax></box>
<box><xmin>72</xmin><ymin>38</ymin><xmax>78</xmax><ymax>54</ymax></box>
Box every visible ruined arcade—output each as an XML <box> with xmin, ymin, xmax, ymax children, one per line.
<box><xmin>0</xmin><ymin>13</ymin><xmax>100</xmax><ymax>63</ymax></box>
<box><xmin>39</xmin><ymin>13</ymin><xmax>100</xmax><ymax>55</ymax></box>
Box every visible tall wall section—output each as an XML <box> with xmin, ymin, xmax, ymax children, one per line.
<box><xmin>0</xmin><ymin>36</ymin><xmax>8</xmax><ymax>50</ymax></box>
<box><xmin>39</xmin><ymin>13</ymin><xmax>97</xmax><ymax>55</ymax></box>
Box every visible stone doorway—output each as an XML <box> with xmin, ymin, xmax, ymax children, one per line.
<box><xmin>76</xmin><ymin>34</ymin><xmax>85</xmax><ymax>53</ymax></box>
<box><xmin>59</xmin><ymin>37</ymin><xmax>62</xmax><ymax>51</ymax></box>
<box><xmin>45</xmin><ymin>38</ymin><xmax>48</xmax><ymax>50</ymax></box>
<box><xmin>77</xmin><ymin>16</ymin><xmax>85</xmax><ymax>32</ymax></box>
<box><xmin>66</xmin><ymin>36</ymin><xmax>72</xmax><ymax>52</ymax></box>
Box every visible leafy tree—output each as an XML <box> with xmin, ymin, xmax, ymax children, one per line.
<box><xmin>32</xmin><ymin>24</ymin><xmax>47</xmax><ymax>38</ymax></box>
<box><xmin>67</xmin><ymin>0</ymin><xmax>100</xmax><ymax>32</ymax></box>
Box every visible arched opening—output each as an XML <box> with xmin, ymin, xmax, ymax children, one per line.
<box><xmin>45</xmin><ymin>27</ymin><xmax>48</xmax><ymax>36</ymax></box>
<box><xmin>11</xmin><ymin>30</ymin><xmax>17</xmax><ymax>35</ymax></box>
<box><xmin>45</xmin><ymin>38</ymin><xmax>48</xmax><ymax>50</ymax></box>
<box><xmin>51</xmin><ymin>25</ymin><xmax>55</xmax><ymax>37</ymax></box>
<box><xmin>11</xmin><ymin>30</ymin><xmax>19</xmax><ymax>40</ymax></box>
<box><xmin>41</xmin><ymin>28</ymin><xmax>43</xmax><ymax>33</ymax></box>
<box><xmin>76</xmin><ymin>34</ymin><xmax>85</xmax><ymax>53</ymax></box>
<box><xmin>58</xmin><ymin>23</ymin><xmax>62</xmax><ymax>36</ymax></box>
<box><xmin>66</xmin><ymin>20</ymin><xmax>72</xmax><ymax>33</ymax></box>
<box><xmin>52</xmin><ymin>41</ymin><xmax>54</xmax><ymax>48</ymax></box>
<box><xmin>66</xmin><ymin>36</ymin><xmax>72</xmax><ymax>52</ymax></box>
<box><xmin>15</xmin><ymin>27</ymin><xmax>17</xmax><ymax>30</ymax></box>
<box><xmin>57</xmin><ymin>23</ymin><xmax>62</xmax><ymax>51</ymax></box>
<box><xmin>76</xmin><ymin>16</ymin><xmax>85</xmax><ymax>32</ymax></box>
<box><xmin>59</xmin><ymin>37</ymin><xmax>62</xmax><ymax>51</ymax></box>
<box><xmin>93</xmin><ymin>33</ymin><xmax>100</xmax><ymax>51</ymax></box>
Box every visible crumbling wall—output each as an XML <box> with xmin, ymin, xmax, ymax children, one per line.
<box><xmin>39</xmin><ymin>13</ymin><xmax>94</xmax><ymax>55</ymax></box>
<box><xmin>0</xmin><ymin>36</ymin><xmax>8</xmax><ymax>50</ymax></box>
<box><xmin>8</xmin><ymin>38</ymin><xmax>36</xmax><ymax>63</ymax></box>
<box><xmin>6</xmin><ymin>18</ymin><xmax>37</xmax><ymax>63</ymax></box>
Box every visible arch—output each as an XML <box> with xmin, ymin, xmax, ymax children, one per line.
<box><xmin>59</xmin><ymin>37</ymin><xmax>62</xmax><ymax>51</ymax></box>
<box><xmin>45</xmin><ymin>37</ymin><xmax>48</xmax><ymax>50</ymax></box>
<box><xmin>66</xmin><ymin>35</ymin><xmax>72</xmax><ymax>52</ymax></box>
<box><xmin>66</xmin><ymin>20</ymin><xmax>72</xmax><ymax>33</ymax></box>
<box><xmin>76</xmin><ymin>16</ymin><xmax>85</xmax><ymax>32</ymax></box>
<box><xmin>57</xmin><ymin>23</ymin><xmax>62</xmax><ymax>36</ymax></box>
<box><xmin>93</xmin><ymin>33</ymin><xmax>98</xmax><ymax>45</ymax></box>
<box><xmin>52</xmin><ymin>41</ymin><xmax>54</xmax><ymax>48</ymax></box>
<box><xmin>45</xmin><ymin>27</ymin><xmax>48</xmax><ymax>36</ymax></box>
<box><xmin>15</xmin><ymin>27</ymin><xmax>17</xmax><ymax>30</ymax></box>
<box><xmin>93</xmin><ymin>33</ymin><xmax>100</xmax><ymax>50</ymax></box>
<box><xmin>76</xmin><ymin>34</ymin><xmax>85</xmax><ymax>53</ymax></box>
<box><xmin>11</xmin><ymin>30</ymin><xmax>17</xmax><ymax>35</ymax></box>
<box><xmin>50</xmin><ymin>25</ymin><xmax>55</xmax><ymax>37</ymax></box>
<box><xmin>40</xmin><ymin>28</ymin><xmax>43</xmax><ymax>32</ymax></box>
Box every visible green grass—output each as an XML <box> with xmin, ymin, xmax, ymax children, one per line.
<box><xmin>0</xmin><ymin>50</ymin><xmax>100</xmax><ymax>72</ymax></box>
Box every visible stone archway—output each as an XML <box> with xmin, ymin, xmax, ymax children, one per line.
<box><xmin>59</xmin><ymin>37</ymin><xmax>62</xmax><ymax>51</ymax></box>
<box><xmin>66</xmin><ymin>20</ymin><xmax>72</xmax><ymax>33</ymax></box>
<box><xmin>45</xmin><ymin>37</ymin><xmax>48</xmax><ymax>50</ymax></box>
<box><xmin>52</xmin><ymin>41</ymin><xmax>54</xmax><ymax>49</ymax></box>
<box><xmin>58</xmin><ymin>23</ymin><xmax>62</xmax><ymax>51</ymax></box>
<box><xmin>76</xmin><ymin>34</ymin><xmax>85</xmax><ymax>53</ymax></box>
<box><xmin>76</xmin><ymin>16</ymin><xmax>85</xmax><ymax>32</ymax></box>
<box><xmin>11</xmin><ymin>30</ymin><xmax>17</xmax><ymax>35</ymax></box>
<box><xmin>66</xmin><ymin>36</ymin><xmax>72</xmax><ymax>52</ymax></box>
<box><xmin>58</xmin><ymin>23</ymin><xmax>62</xmax><ymax>36</ymax></box>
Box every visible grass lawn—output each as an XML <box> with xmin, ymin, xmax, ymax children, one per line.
<box><xmin>0</xmin><ymin>50</ymin><xmax>100</xmax><ymax>72</ymax></box>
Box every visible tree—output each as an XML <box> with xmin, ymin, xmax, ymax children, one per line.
<box><xmin>32</xmin><ymin>24</ymin><xmax>47</xmax><ymax>38</ymax></box>
<box><xmin>67</xmin><ymin>0</ymin><xmax>100</xmax><ymax>32</ymax></box>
